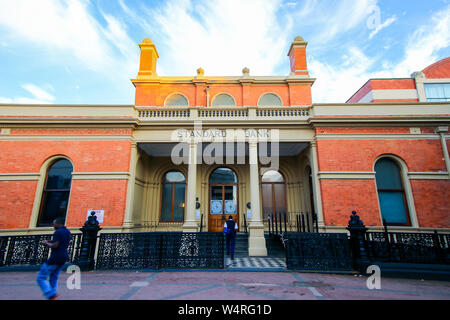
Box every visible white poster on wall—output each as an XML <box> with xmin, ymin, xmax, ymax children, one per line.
<box><xmin>87</xmin><ymin>210</ymin><xmax>104</xmax><ymax>223</ymax></box>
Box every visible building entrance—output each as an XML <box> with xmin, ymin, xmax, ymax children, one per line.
<box><xmin>208</xmin><ymin>168</ymin><xmax>239</xmax><ymax>232</ymax></box>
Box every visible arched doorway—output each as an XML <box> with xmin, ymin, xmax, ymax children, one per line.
<box><xmin>261</xmin><ymin>170</ymin><xmax>287</xmax><ymax>221</ymax></box>
<box><xmin>209</xmin><ymin>168</ymin><xmax>239</xmax><ymax>232</ymax></box>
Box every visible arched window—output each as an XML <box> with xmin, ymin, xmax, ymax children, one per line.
<box><xmin>165</xmin><ymin>93</ymin><xmax>189</xmax><ymax>107</ymax></box>
<box><xmin>161</xmin><ymin>171</ymin><xmax>186</xmax><ymax>222</ymax></box>
<box><xmin>261</xmin><ymin>170</ymin><xmax>286</xmax><ymax>220</ymax></box>
<box><xmin>258</xmin><ymin>93</ymin><xmax>283</xmax><ymax>106</ymax></box>
<box><xmin>211</xmin><ymin>93</ymin><xmax>235</xmax><ymax>107</ymax></box>
<box><xmin>375</xmin><ymin>158</ymin><xmax>411</xmax><ymax>226</ymax></box>
<box><xmin>210</xmin><ymin>168</ymin><xmax>238</xmax><ymax>184</ymax></box>
<box><xmin>37</xmin><ymin>159</ymin><xmax>73</xmax><ymax>226</ymax></box>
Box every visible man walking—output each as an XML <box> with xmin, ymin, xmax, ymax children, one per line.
<box><xmin>224</xmin><ymin>215</ymin><xmax>238</xmax><ymax>262</ymax></box>
<box><xmin>36</xmin><ymin>217</ymin><xmax>71</xmax><ymax>300</ymax></box>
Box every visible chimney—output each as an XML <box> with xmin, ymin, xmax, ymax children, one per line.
<box><xmin>137</xmin><ymin>38</ymin><xmax>159</xmax><ymax>79</ymax></box>
<box><xmin>288</xmin><ymin>36</ymin><xmax>309</xmax><ymax>76</ymax></box>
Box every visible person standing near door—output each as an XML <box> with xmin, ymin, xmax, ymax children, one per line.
<box><xmin>224</xmin><ymin>215</ymin><xmax>238</xmax><ymax>262</ymax></box>
<box><xmin>36</xmin><ymin>217</ymin><xmax>72</xmax><ymax>300</ymax></box>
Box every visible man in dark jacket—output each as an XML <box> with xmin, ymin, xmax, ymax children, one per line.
<box><xmin>36</xmin><ymin>217</ymin><xmax>71</xmax><ymax>300</ymax></box>
<box><xmin>224</xmin><ymin>215</ymin><xmax>238</xmax><ymax>261</ymax></box>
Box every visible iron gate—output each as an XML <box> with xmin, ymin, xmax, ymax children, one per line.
<box><xmin>0</xmin><ymin>233</ymin><xmax>82</xmax><ymax>268</ymax></box>
<box><xmin>96</xmin><ymin>232</ymin><xmax>224</xmax><ymax>270</ymax></box>
<box><xmin>285</xmin><ymin>232</ymin><xmax>353</xmax><ymax>271</ymax></box>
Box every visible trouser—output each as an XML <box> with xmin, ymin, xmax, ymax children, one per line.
<box><xmin>226</xmin><ymin>234</ymin><xmax>236</xmax><ymax>259</ymax></box>
<box><xmin>36</xmin><ymin>263</ymin><xmax>64</xmax><ymax>299</ymax></box>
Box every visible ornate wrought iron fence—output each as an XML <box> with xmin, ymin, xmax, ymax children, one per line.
<box><xmin>365</xmin><ymin>231</ymin><xmax>450</xmax><ymax>265</ymax></box>
<box><xmin>0</xmin><ymin>233</ymin><xmax>82</xmax><ymax>268</ymax></box>
<box><xmin>285</xmin><ymin>232</ymin><xmax>353</xmax><ymax>271</ymax></box>
<box><xmin>96</xmin><ymin>232</ymin><xmax>224</xmax><ymax>270</ymax></box>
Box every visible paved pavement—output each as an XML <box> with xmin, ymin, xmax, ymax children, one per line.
<box><xmin>0</xmin><ymin>270</ymin><xmax>449</xmax><ymax>300</ymax></box>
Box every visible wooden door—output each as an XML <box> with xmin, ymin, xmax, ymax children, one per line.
<box><xmin>209</xmin><ymin>184</ymin><xmax>239</xmax><ymax>232</ymax></box>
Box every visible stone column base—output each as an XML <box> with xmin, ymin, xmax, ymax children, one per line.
<box><xmin>248</xmin><ymin>223</ymin><xmax>268</xmax><ymax>257</ymax></box>
<box><xmin>182</xmin><ymin>221</ymin><xmax>199</xmax><ymax>233</ymax></box>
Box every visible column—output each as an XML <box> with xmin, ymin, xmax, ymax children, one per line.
<box><xmin>310</xmin><ymin>141</ymin><xmax>325</xmax><ymax>228</ymax></box>
<box><xmin>183</xmin><ymin>142</ymin><xmax>199</xmax><ymax>232</ymax></box>
<box><xmin>123</xmin><ymin>141</ymin><xmax>138</xmax><ymax>228</ymax></box>
<box><xmin>248</xmin><ymin>142</ymin><xmax>268</xmax><ymax>256</ymax></box>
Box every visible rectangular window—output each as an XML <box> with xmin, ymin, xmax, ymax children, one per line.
<box><xmin>173</xmin><ymin>184</ymin><xmax>186</xmax><ymax>222</ymax></box>
<box><xmin>378</xmin><ymin>191</ymin><xmax>409</xmax><ymax>224</ymax></box>
<box><xmin>161</xmin><ymin>184</ymin><xmax>173</xmax><ymax>222</ymax></box>
<box><xmin>424</xmin><ymin>83</ymin><xmax>450</xmax><ymax>102</ymax></box>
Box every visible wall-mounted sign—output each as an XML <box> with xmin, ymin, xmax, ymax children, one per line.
<box><xmin>87</xmin><ymin>210</ymin><xmax>104</xmax><ymax>223</ymax></box>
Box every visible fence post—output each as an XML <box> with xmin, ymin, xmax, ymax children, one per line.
<box><xmin>284</xmin><ymin>212</ymin><xmax>287</xmax><ymax>233</ymax></box>
<box><xmin>275</xmin><ymin>212</ymin><xmax>278</xmax><ymax>236</ymax></box>
<box><xmin>382</xmin><ymin>219</ymin><xmax>392</xmax><ymax>261</ymax></box>
<box><xmin>78</xmin><ymin>211</ymin><xmax>102</xmax><ymax>271</ymax></box>
<box><xmin>243</xmin><ymin>213</ymin><xmax>248</xmax><ymax>234</ymax></box>
<box><xmin>314</xmin><ymin>213</ymin><xmax>319</xmax><ymax>233</ymax></box>
<box><xmin>433</xmin><ymin>230</ymin><xmax>444</xmax><ymax>263</ymax></box>
<box><xmin>0</xmin><ymin>237</ymin><xmax>8</xmax><ymax>267</ymax></box>
<box><xmin>346</xmin><ymin>211</ymin><xmax>370</xmax><ymax>273</ymax></box>
<box><xmin>199</xmin><ymin>214</ymin><xmax>203</xmax><ymax>233</ymax></box>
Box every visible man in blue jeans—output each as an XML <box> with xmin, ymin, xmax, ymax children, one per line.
<box><xmin>36</xmin><ymin>217</ymin><xmax>71</xmax><ymax>300</ymax></box>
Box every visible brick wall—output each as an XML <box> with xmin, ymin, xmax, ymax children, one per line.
<box><xmin>317</xmin><ymin>127</ymin><xmax>449</xmax><ymax>228</ymax></box>
<box><xmin>0</xmin><ymin>181</ymin><xmax>37</xmax><ymax>229</ymax></box>
<box><xmin>321</xmin><ymin>179</ymin><xmax>380</xmax><ymax>227</ymax></box>
<box><xmin>411</xmin><ymin>180</ymin><xmax>450</xmax><ymax>228</ymax></box>
<box><xmin>0</xmin><ymin>131</ymin><xmax>132</xmax><ymax>229</ymax></box>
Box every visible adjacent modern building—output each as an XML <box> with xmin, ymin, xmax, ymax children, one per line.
<box><xmin>0</xmin><ymin>36</ymin><xmax>449</xmax><ymax>256</ymax></box>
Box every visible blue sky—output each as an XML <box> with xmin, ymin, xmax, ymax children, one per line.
<box><xmin>0</xmin><ymin>0</ymin><xmax>449</xmax><ymax>104</ymax></box>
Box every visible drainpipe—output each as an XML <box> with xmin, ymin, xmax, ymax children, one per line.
<box><xmin>436</xmin><ymin>126</ymin><xmax>450</xmax><ymax>177</ymax></box>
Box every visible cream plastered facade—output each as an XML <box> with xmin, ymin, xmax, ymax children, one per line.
<box><xmin>1</xmin><ymin>102</ymin><xmax>450</xmax><ymax>256</ymax></box>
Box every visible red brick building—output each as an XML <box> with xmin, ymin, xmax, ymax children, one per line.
<box><xmin>0</xmin><ymin>36</ymin><xmax>448</xmax><ymax>256</ymax></box>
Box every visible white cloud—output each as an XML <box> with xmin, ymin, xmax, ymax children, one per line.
<box><xmin>294</xmin><ymin>0</ymin><xmax>379</xmax><ymax>42</ymax></box>
<box><xmin>0</xmin><ymin>0</ymin><xmax>139</xmax><ymax>73</ymax></box>
<box><xmin>135</xmin><ymin>0</ymin><xmax>292</xmax><ymax>76</ymax></box>
<box><xmin>21</xmin><ymin>84</ymin><xmax>55</xmax><ymax>102</ymax></box>
<box><xmin>369</xmin><ymin>15</ymin><xmax>397</xmax><ymax>39</ymax></box>
<box><xmin>310</xmin><ymin>5</ymin><xmax>450</xmax><ymax>102</ymax></box>
<box><xmin>392</xmin><ymin>6</ymin><xmax>450</xmax><ymax>76</ymax></box>
<box><xmin>0</xmin><ymin>97</ymin><xmax>53</xmax><ymax>104</ymax></box>
<box><xmin>0</xmin><ymin>84</ymin><xmax>55</xmax><ymax>104</ymax></box>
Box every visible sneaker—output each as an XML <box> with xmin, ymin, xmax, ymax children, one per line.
<box><xmin>48</xmin><ymin>294</ymin><xmax>59</xmax><ymax>300</ymax></box>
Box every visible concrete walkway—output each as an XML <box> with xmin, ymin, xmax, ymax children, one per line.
<box><xmin>0</xmin><ymin>271</ymin><xmax>449</xmax><ymax>300</ymax></box>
